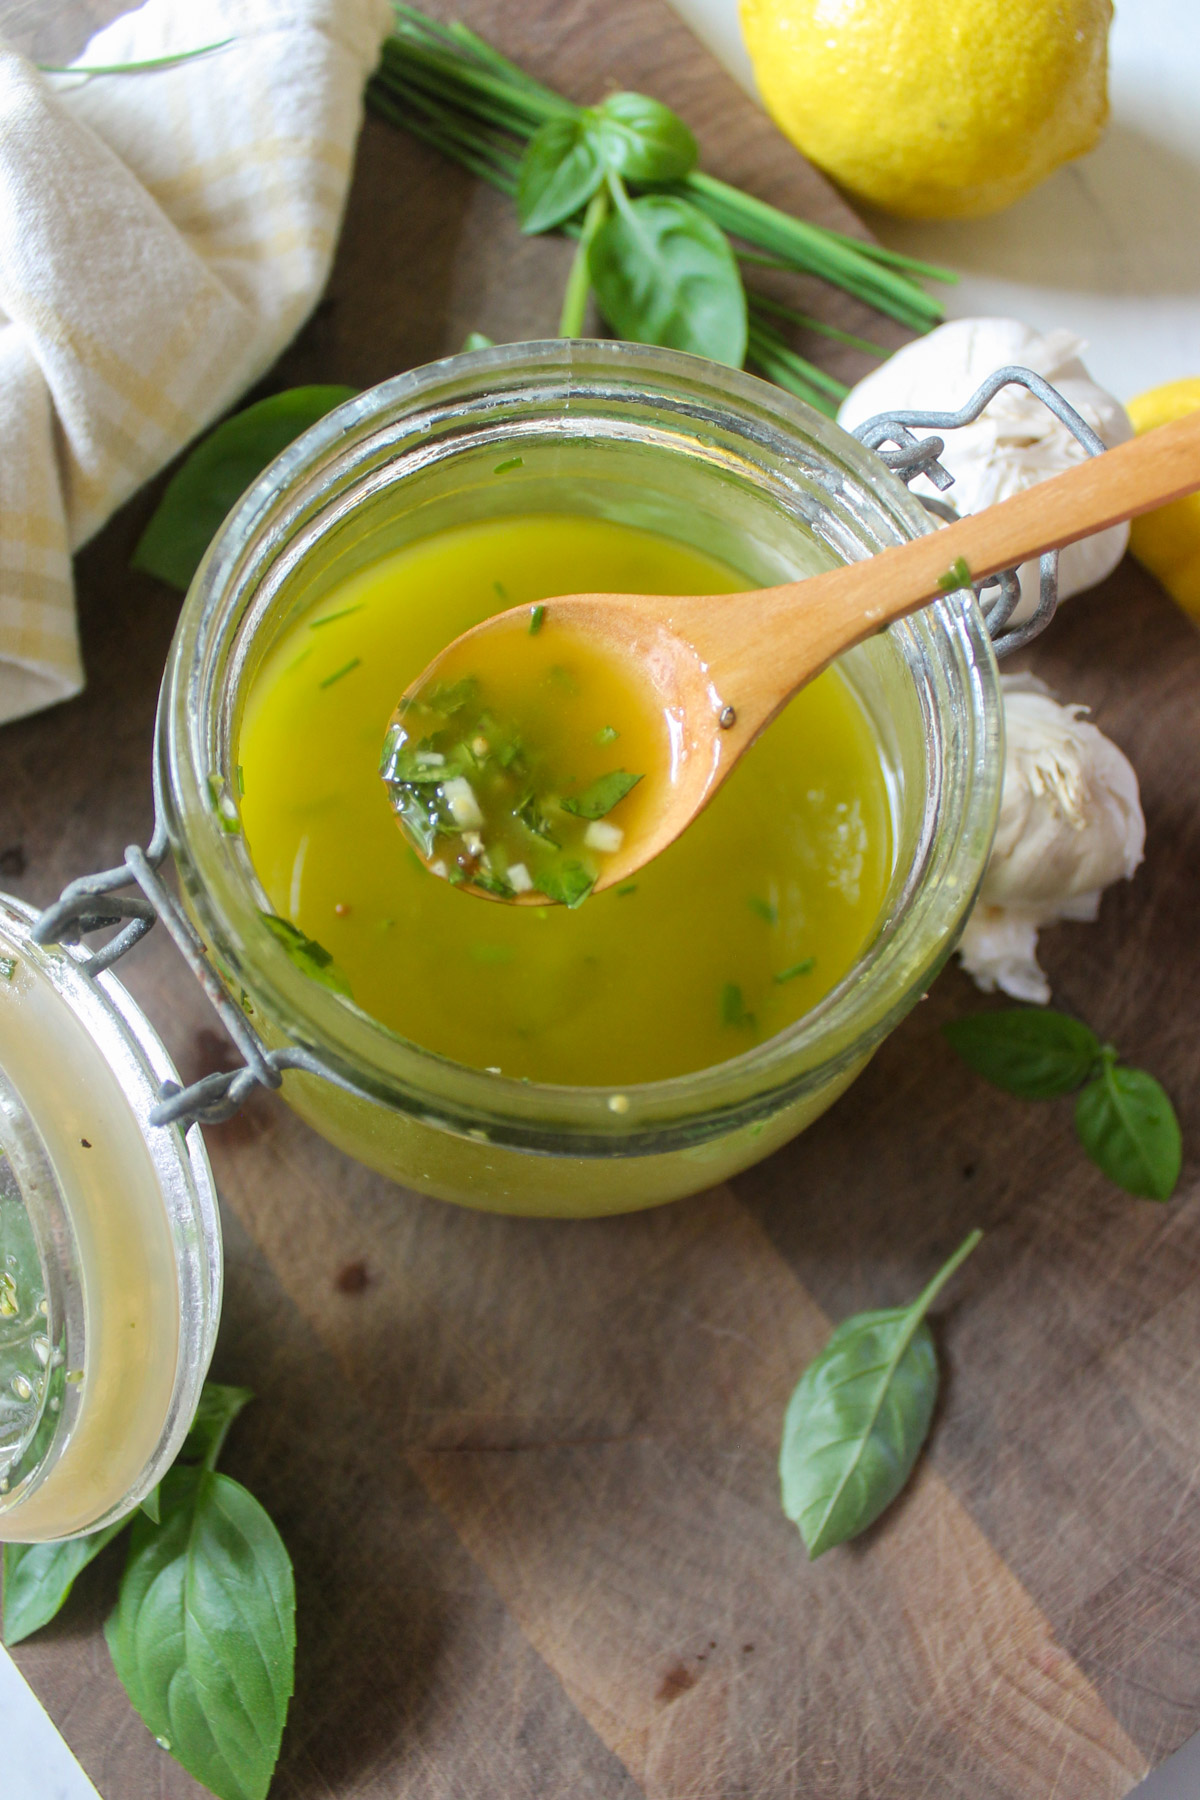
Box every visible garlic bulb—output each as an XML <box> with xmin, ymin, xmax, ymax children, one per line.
<box><xmin>958</xmin><ymin>675</ymin><xmax>1145</xmax><ymax>1004</ymax></box>
<box><xmin>838</xmin><ymin>319</ymin><xmax>1134</xmax><ymax>623</ymax></box>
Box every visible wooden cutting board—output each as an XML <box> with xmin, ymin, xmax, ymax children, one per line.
<box><xmin>5</xmin><ymin>2</ymin><xmax>1200</xmax><ymax>1795</ymax></box>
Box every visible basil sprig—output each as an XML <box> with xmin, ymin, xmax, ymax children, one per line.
<box><xmin>514</xmin><ymin>90</ymin><xmax>746</xmax><ymax>365</ymax></box>
<box><xmin>780</xmin><ymin>1231</ymin><xmax>981</xmax><ymax>1558</ymax></box>
<box><xmin>517</xmin><ymin>92</ymin><xmax>697</xmax><ymax>235</ymax></box>
<box><xmin>133</xmin><ymin>386</ymin><xmax>357</xmax><ymax>591</ymax></box>
<box><xmin>944</xmin><ymin>1008</ymin><xmax>1181</xmax><ymax>1201</ymax></box>
<box><xmin>2</xmin><ymin>1383</ymin><xmax>295</xmax><ymax>1800</ymax></box>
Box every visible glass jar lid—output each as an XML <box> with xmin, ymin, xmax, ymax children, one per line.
<box><xmin>0</xmin><ymin>893</ymin><xmax>220</xmax><ymax>1542</ymax></box>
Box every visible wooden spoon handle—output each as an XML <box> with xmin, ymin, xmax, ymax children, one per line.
<box><xmin>878</xmin><ymin>404</ymin><xmax>1200</xmax><ymax>598</ymax></box>
<box><xmin>707</xmin><ymin>406</ymin><xmax>1200</xmax><ymax>723</ymax></box>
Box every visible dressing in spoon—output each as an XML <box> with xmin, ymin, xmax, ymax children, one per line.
<box><xmin>382</xmin><ymin>408</ymin><xmax>1200</xmax><ymax>904</ymax></box>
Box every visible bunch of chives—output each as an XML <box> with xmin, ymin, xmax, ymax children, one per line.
<box><xmin>368</xmin><ymin>3</ymin><xmax>955</xmax><ymax>409</ymax></box>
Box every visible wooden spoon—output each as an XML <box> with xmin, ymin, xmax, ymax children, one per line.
<box><xmin>397</xmin><ymin>408</ymin><xmax>1200</xmax><ymax>900</ymax></box>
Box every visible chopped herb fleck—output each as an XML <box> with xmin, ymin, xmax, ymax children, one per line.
<box><xmin>309</xmin><ymin>602</ymin><xmax>365</xmax><ymax>629</ymax></box>
<box><xmin>472</xmin><ymin>867</ymin><xmax>517</xmax><ymax>899</ymax></box>
<box><xmin>538</xmin><ymin>860</ymin><xmax>595</xmax><ymax>908</ymax></box>
<box><xmin>938</xmin><ymin>555</ymin><xmax>972</xmax><ymax>593</ymax></box>
<box><xmin>319</xmin><ymin>657</ymin><xmax>361</xmax><ymax>689</ymax></box>
<box><xmin>206</xmin><ymin>774</ymin><xmax>240</xmax><ymax>835</ymax></box>
<box><xmin>235</xmin><ymin>763</ymin><xmax>245</xmax><ymax>797</ymax></box>
<box><xmin>720</xmin><ymin>982</ymin><xmax>756</xmax><ymax>1029</ymax></box>
<box><xmin>381</xmin><ymin>732</ymin><xmax>459</xmax><ymax>785</ymax></box>
<box><xmin>424</xmin><ymin>676</ymin><xmax>479</xmax><ymax>715</ymax></box>
<box><xmin>529</xmin><ymin>604</ymin><xmax>545</xmax><ymax>635</ymax></box>
<box><xmin>616</xmin><ymin>883</ymin><xmax>638</xmax><ymax>897</ymax></box>
<box><xmin>0</xmin><ymin>956</ymin><xmax>15</xmax><ymax>982</ymax></box>
<box><xmin>493</xmin><ymin>579</ymin><xmax>508</xmax><ymax>601</ymax></box>
<box><xmin>258</xmin><ymin>912</ymin><xmax>352</xmax><ymax>998</ymax></box>
<box><xmin>390</xmin><ymin>786</ymin><xmax>441</xmax><ymax>857</ymax></box>
<box><xmin>515</xmin><ymin>790</ymin><xmax>559</xmax><ymax>845</ymax></box>
<box><xmin>561</xmin><ymin>770</ymin><xmax>643</xmax><ymax>819</ymax></box>
<box><xmin>774</xmin><ymin>957</ymin><xmax>815</xmax><ymax>983</ymax></box>
<box><xmin>748</xmin><ymin>895</ymin><xmax>778</xmax><ymax>925</ymax></box>
<box><xmin>594</xmin><ymin>725</ymin><xmax>619</xmax><ymax>746</ymax></box>
<box><xmin>494</xmin><ymin>455</ymin><xmax>524</xmax><ymax>474</ymax></box>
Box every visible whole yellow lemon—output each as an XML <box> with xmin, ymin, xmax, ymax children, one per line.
<box><xmin>1126</xmin><ymin>379</ymin><xmax>1200</xmax><ymax>623</ymax></box>
<box><xmin>740</xmin><ymin>0</ymin><xmax>1112</xmax><ymax>220</ymax></box>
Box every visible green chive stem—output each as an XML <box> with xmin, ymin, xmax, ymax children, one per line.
<box><xmin>37</xmin><ymin>38</ymin><xmax>233</xmax><ymax>75</ymax></box>
<box><xmin>558</xmin><ymin>187</ymin><xmax>609</xmax><ymax>337</ymax></box>
<box><xmin>748</xmin><ymin>293</ymin><xmax>890</xmax><ymax>360</ymax></box>
<box><xmin>369</xmin><ymin>3</ymin><xmax>948</xmax><ymax>348</ymax></box>
<box><xmin>319</xmin><ymin>657</ymin><xmax>361</xmax><ymax>689</ymax></box>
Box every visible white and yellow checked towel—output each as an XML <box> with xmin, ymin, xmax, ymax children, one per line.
<box><xmin>0</xmin><ymin>0</ymin><xmax>392</xmax><ymax>725</ymax></box>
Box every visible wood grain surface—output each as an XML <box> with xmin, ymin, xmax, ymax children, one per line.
<box><xmin>4</xmin><ymin>2</ymin><xmax>1200</xmax><ymax>1796</ymax></box>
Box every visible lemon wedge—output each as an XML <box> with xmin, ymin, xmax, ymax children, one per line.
<box><xmin>1126</xmin><ymin>379</ymin><xmax>1200</xmax><ymax>621</ymax></box>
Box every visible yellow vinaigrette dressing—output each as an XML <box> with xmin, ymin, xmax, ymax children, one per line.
<box><xmin>238</xmin><ymin>515</ymin><xmax>893</xmax><ymax>1086</ymax></box>
<box><xmin>382</xmin><ymin>609</ymin><xmax>668</xmax><ymax>905</ymax></box>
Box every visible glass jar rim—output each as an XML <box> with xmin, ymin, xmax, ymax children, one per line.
<box><xmin>160</xmin><ymin>339</ymin><xmax>1001</xmax><ymax>1156</ymax></box>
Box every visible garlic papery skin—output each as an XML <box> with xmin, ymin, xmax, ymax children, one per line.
<box><xmin>957</xmin><ymin>675</ymin><xmax>1145</xmax><ymax>1004</ymax></box>
<box><xmin>838</xmin><ymin>319</ymin><xmax>1134</xmax><ymax>624</ymax></box>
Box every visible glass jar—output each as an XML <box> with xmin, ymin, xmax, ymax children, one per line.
<box><xmin>159</xmin><ymin>341</ymin><xmax>1001</xmax><ymax>1217</ymax></box>
<box><xmin>0</xmin><ymin>896</ymin><xmax>220</xmax><ymax>1541</ymax></box>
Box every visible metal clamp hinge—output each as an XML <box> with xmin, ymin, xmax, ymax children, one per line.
<box><xmin>31</xmin><ymin>812</ymin><xmax>333</xmax><ymax>1131</ymax></box>
<box><xmin>849</xmin><ymin>362</ymin><xmax>1107</xmax><ymax>657</ymax></box>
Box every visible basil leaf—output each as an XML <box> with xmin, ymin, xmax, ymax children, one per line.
<box><xmin>258</xmin><ymin>912</ymin><xmax>352</xmax><ymax>1000</ymax></box>
<box><xmin>141</xmin><ymin>1487</ymin><xmax>162</xmax><ymax>1524</ymax></box>
<box><xmin>538</xmin><ymin>861</ymin><xmax>595</xmax><ymax>908</ymax></box>
<box><xmin>517</xmin><ymin>116</ymin><xmax>606</xmax><ymax>234</ymax></box>
<box><xmin>593</xmin><ymin>92</ymin><xmax>697</xmax><ymax>182</ymax></box>
<box><xmin>133</xmin><ymin>386</ymin><xmax>357</xmax><ymax>591</ymax></box>
<box><xmin>560</xmin><ymin>769</ymin><xmax>643</xmax><ymax>819</ymax></box>
<box><xmin>2</xmin><ymin>1520</ymin><xmax>128</xmax><ymax>1646</ymax></box>
<box><xmin>943</xmin><ymin>1008</ymin><xmax>1100</xmax><ymax>1099</ymax></box>
<box><xmin>106</xmin><ymin>1465</ymin><xmax>295</xmax><ymax>1800</ymax></box>
<box><xmin>780</xmin><ymin>1230</ymin><xmax>981</xmax><ymax>1557</ymax></box>
<box><xmin>1075</xmin><ymin>1061</ymin><xmax>1182</xmax><ymax>1201</ymax></box>
<box><xmin>589</xmin><ymin>194</ymin><xmax>747</xmax><ymax>367</ymax></box>
<box><xmin>180</xmin><ymin>1383</ymin><xmax>254</xmax><ymax>1467</ymax></box>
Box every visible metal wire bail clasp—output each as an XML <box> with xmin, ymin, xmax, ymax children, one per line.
<box><xmin>30</xmin><ymin>803</ymin><xmax>332</xmax><ymax>1132</ymax></box>
<box><xmin>849</xmin><ymin>362</ymin><xmax>1108</xmax><ymax>656</ymax></box>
